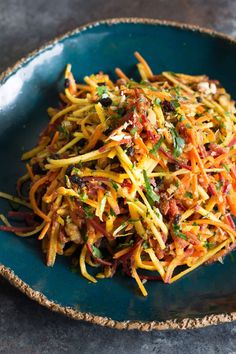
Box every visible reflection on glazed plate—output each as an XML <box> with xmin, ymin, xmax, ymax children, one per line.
<box><xmin>1</xmin><ymin>18</ymin><xmax>236</xmax><ymax>330</ymax></box>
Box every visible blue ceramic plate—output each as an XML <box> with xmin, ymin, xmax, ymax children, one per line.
<box><xmin>1</xmin><ymin>18</ymin><xmax>236</xmax><ymax>331</ymax></box>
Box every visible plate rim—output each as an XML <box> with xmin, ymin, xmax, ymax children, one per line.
<box><xmin>1</xmin><ymin>17</ymin><xmax>236</xmax><ymax>331</ymax></box>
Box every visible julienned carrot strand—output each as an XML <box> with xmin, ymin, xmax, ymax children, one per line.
<box><xmin>115</xmin><ymin>68</ymin><xmax>129</xmax><ymax>81</ymax></box>
<box><xmin>29</xmin><ymin>176</ymin><xmax>51</xmax><ymax>222</ymax></box>
<box><xmin>0</xmin><ymin>51</ymin><xmax>236</xmax><ymax>297</ymax></box>
<box><xmin>50</xmin><ymin>131</ymin><xmax>60</xmax><ymax>146</ymax></box>
<box><xmin>192</xmin><ymin>146</ymin><xmax>209</xmax><ymax>185</ymax></box>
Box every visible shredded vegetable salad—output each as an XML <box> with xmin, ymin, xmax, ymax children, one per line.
<box><xmin>1</xmin><ymin>52</ymin><xmax>236</xmax><ymax>296</ymax></box>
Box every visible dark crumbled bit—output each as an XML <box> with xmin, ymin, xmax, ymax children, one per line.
<box><xmin>66</xmin><ymin>165</ymin><xmax>75</xmax><ymax>176</ymax></box>
<box><xmin>69</xmin><ymin>175</ymin><xmax>86</xmax><ymax>187</ymax></box>
<box><xmin>196</xmin><ymin>96</ymin><xmax>202</xmax><ymax>103</ymax></box>
<box><xmin>43</xmin><ymin>158</ymin><xmax>48</xmax><ymax>166</ymax></box>
<box><xmin>167</xmin><ymin>162</ymin><xmax>179</xmax><ymax>172</ymax></box>
<box><xmin>161</xmin><ymin>99</ymin><xmax>175</xmax><ymax>112</ymax></box>
<box><xmin>126</xmin><ymin>146</ymin><xmax>135</xmax><ymax>156</ymax></box>
<box><xmin>117</xmin><ymin>107</ymin><xmax>126</xmax><ymax>117</ymax></box>
<box><xmin>154</xmin><ymin>177</ymin><xmax>163</xmax><ymax>186</ymax></box>
<box><xmin>205</xmin><ymin>143</ymin><xmax>210</xmax><ymax>151</ymax></box>
<box><xmin>99</xmin><ymin>96</ymin><xmax>112</xmax><ymax>107</ymax></box>
<box><xmin>77</xmin><ymin>138</ymin><xmax>86</xmax><ymax>148</ymax></box>
<box><xmin>32</xmin><ymin>162</ymin><xmax>45</xmax><ymax>175</ymax></box>
<box><xmin>104</xmin><ymin>126</ymin><xmax>113</xmax><ymax>136</ymax></box>
<box><xmin>94</xmin><ymin>140</ymin><xmax>104</xmax><ymax>149</ymax></box>
<box><xmin>64</xmin><ymin>78</ymin><xmax>70</xmax><ymax>88</ymax></box>
<box><xmin>97</xmin><ymin>82</ymin><xmax>106</xmax><ymax>86</ymax></box>
<box><xmin>173</xmin><ymin>214</ymin><xmax>181</xmax><ymax>224</ymax></box>
<box><xmin>50</xmin><ymin>153</ymin><xmax>60</xmax><ymax>160</ymax></box>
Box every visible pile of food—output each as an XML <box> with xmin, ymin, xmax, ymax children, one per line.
<box><xmin>1</xmin><ymin>52</ymin><xmax>236</xmax><ymax>296</ymax></box>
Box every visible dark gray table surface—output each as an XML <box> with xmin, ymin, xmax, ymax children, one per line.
<box><xmin>1</xmin><ymin>0</ymin><xmax>236</xmax><ymax>353</ymax></box>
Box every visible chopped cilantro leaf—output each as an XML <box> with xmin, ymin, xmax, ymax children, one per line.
<box><xmin>143</xmin><ymin>170</ymin><xmax>160</xmax><ymax>205</ymax></box>
<box><xmin>117</xmin><ymin>107</ymin><xmax>125</xmax><ymax>117</ymax></box>
<box><xmin>184</xmin><ymin>191</ymin><xmax>193</xmax><ymax>199</ymax></box>
<box><xmin>83</xmin><ymin>205</ymin><xmax>94</xmax><ymax>219</ymax></box>
<box><xmin>173</xmin><ymin>85</ymin><xmax>181</xmax><ymax>98</ymax></box>
<box><xmin>130</xmin><ymin>127</ymin><xmax>138</xmax><ymax>136</ymax></box>
<box><xmin>171</xmin><ymin>99</ymin><xmax>180</xmax><ymax>109</ymax></box>
<box><xmin>117</xmin><ymin>240</ymin><xmax>134</xmax><ymax>250</ymax></box>
<box><xmin>92</xmin><ymin>245</ymin><xmax>103</xmax><ymax>258</ymax></box>
<box><xmin>143</xmin><ymin>241</ymin><xmax>149</xmax><ymax>249</ymax></box>
<box><xmin>96</xmin><ymin>85</ymin><xmax>107</xmax><ymax>97</ymax></box>
<box><xmin>80</xmin><ymin>191</ymin><xmax>88</xmax><ymax>201</ymax></box>
<box><xmin>57</xmin><ymin>125</ymin><xmax>70</xmax><ymax>139</ymax></box>
<box><xmin>216</xmin><ymin>181</ymin><xmax>223</xmax><ymax>191</ymax></box>
<box><xmin>110</xmin><ymin>208</ymin><xmax>117</xmax><ymax>217</ymax></box>
<box><xmin>111</xmin><ymin>181</ymin><xmax>119</xmax><ymax>191</ymax></box>
<box><xmin>170</xmin><ymin>128</ymin><xmax>185</xmax><ymax>158</ymax></box>
<box><xmin>172</xmin><ymin>223</ymin><xmax>187</xmax><ymax>241</ymax></box>
<box><xmin>204</xmin><ymin>241</ymin><xmax>215</xmax><ymax>250</ymax></box>
<box><xmin>175</xmin><ymin>180</ymin><xmax>180</xmax><ymax>188</ymax></box>
<box><xmin>149</xmin><ymin>137</ymin><xmax>164</xmax><ymax>156</ymax></box>
<box><xmin>154</xmin><ymin>98</ymin><xmax>161</xmax><ymax>106</ymax></box>
<box><xmin>128</xmin><ymin>218</ymin><xmax>140</xmax><ymax>223</ymax></box>
<box><xmin>223</xmin><ymin>163</ymin><xmax>231</xmax><ymax>173</ymax></box>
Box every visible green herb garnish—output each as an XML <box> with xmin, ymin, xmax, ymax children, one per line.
<box><xmin>130</xmin><ymin>127</ymin><xmax>138</xmax><ymax>136</ymax></box>
<box><xmin>149</xmin><ymin>137</ymin><xmax>164</xmax><ymax>156</ymax></box>
<box><xmin>173</xmin><ymin>85</ymin><xmax>181</xmax><ymax>98</ymax></box>
<box><xmin>117</xmin><ymin>240</ymin><xmax>134</xmax><ymax>250</ymax></box>
<box><xmin>184</xmin><ymin>191</ymin><xmax>193</xmax><ymax>199</ymax></box>
<box><xmin>172</xmin><ymin>223</ymin><xmax>187</xmax><ymax>241</ymax></box>
<box><xmin>111</xmin><ymin>181</ymin><xmax>119</xmax><ymax>191</ymax></box>
<box><xmin>170</xmin><ymin>128</ymin><xmax>185</xmax><ymax>158</ymax></box>
<box><xmin>216</xmin><ymin>181</ymin><xmax>223</xmax><ymax>191</ymax></box>
<box><xmin>92</xmin><ymin>245</ymin><xmax>103</xmax><ymax>258</ymax></box>
<box><xmin>171</xmin><ymin>99</ymin><xmax>180</xmax><ymax>109</ymax></box>
<box><xmin>204</xmin><ymin>241</ymin><xmax>215</xmax><ymax>250</ymax></box>
<box><xmin>96</xmin><ymin>85</ymin><xmax>107</xmax><ymax>97</ymax></box>
<box><xmin>110</xmin><ymin>208</ymin><xmax>117</xmax><ymax>217</ymax></box>
<box><xmin>57</xmin><ymin>125</ymin><xmax>70</xmax><ymax>139</ymax></box>
<box><xmin>143</xmin><ymin>241</ymin><xmax>150</xmax><ymax>249</ymax></box>
<box><xmin>80</xmin><ymin>191</ymin><xmax>88</xmax><ymax>201</ymax></box>
<box><xmin>175</xmin><ymin>180</ymin><xmax>180</xmax><ymax>188</ymax></box>
<box><xmin>223</xmin><ymin>163</ymin><xmax>231</xmax><ymax>173</ymax></box>
<box><xmin>128</xmin><ymin>218</ymin><xmax>140</xmax><ymax>223</ymax></box>
<box><xmin>154</xmin><ymin>98</ymin><xmax>161</xmax><ymax>106</ymax></box>
<box><xmin>83</xmin><ymin>205</ymin><xmax>94</xmax><ymax>219</ymax></box>
<box><xmin>143</xmin><ymin>170</ymin><xmax>160</xmax><ymax>205</ymax></box>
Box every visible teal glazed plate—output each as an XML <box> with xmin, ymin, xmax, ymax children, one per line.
<box><xmin>1</xmin><ymin>18</ymin><xmax>236</xmax><ymax>331</ymax></box>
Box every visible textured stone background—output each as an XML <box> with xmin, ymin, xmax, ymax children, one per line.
<box><xmin>1</xmin><ymin>0</ymin><xmax>236</xmax><ymax>353</ymax></box>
